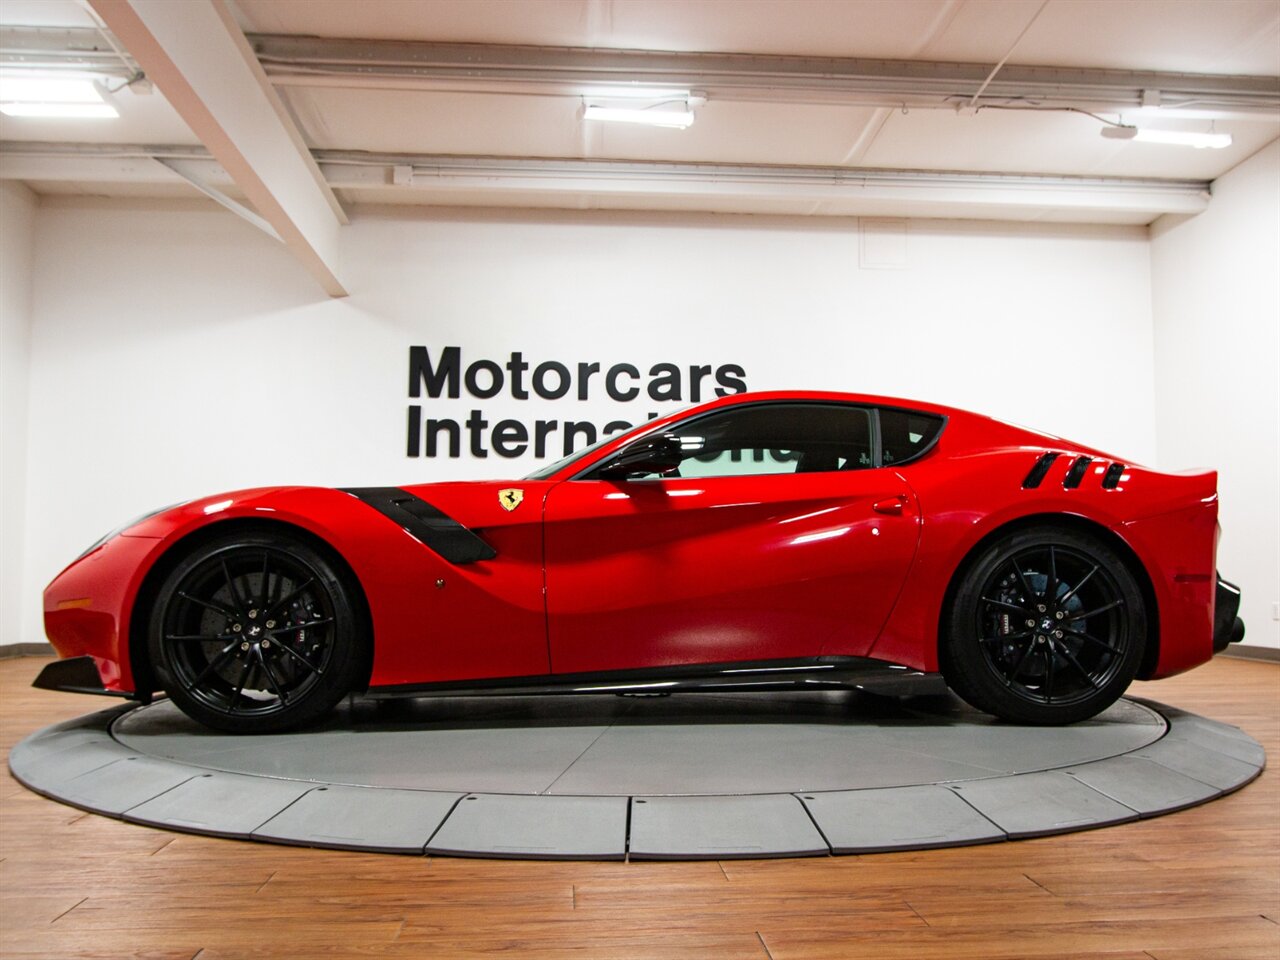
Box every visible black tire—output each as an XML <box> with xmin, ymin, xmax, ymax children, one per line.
<box><xmin>148</xmin><ymin>530</ymin><xmax>366</xmax><ymax>733</ymax></box>
<box><xmin>942</xmin><ymin>525</ymin><xmax>1146</xmax><ymax>725</ymax></box>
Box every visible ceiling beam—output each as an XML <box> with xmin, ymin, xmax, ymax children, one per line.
<box><xmin>0</xmin><ymin>142</ymin><xmax>1212</xmax><ymax>223</ymax></box>
<box><xmin>84</xmin><ymin>2</ymin><xmax>349</xmax><ymax>296</ymax></box>
<box><xmin>246</xmin><ymin>34</ymin><xmax>1280</xmax><ymax>116</ymax></box>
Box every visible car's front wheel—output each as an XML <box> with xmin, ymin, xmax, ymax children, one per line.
<box><xmin>148</xmin><ymin>530</ymin><xmax>366</xmax><ymax>733</ymax></box>
<box><xmin>942</xmin><ymin>525</ymin><xmax>1146</xmax><ymax>725</ymax></box>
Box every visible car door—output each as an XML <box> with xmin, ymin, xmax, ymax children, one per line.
<box><xmin>542</xmin><ymin>402</ymin><xmax>922</xmax><ymax>674</ymax></box>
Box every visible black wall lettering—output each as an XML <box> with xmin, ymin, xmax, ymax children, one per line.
<box><xmin>534</xmin><ymin>419</ymin><xmax>559</xmax><ymax>457</ymax></box>
<box><xmin>465</xmin><ymin>409</ymin><xmax>489</xmax><ymax>457</ymax></box>
<box><xmin>577</xmin><ymin>362</ymin><xmax>600</xmax><ymax>400</ymax></box>
<box><xmin>533</xmin><ymin>361</ymin><xmax>571</xmax><ymax>400</ymax></box>
<box><xmin>563</xmin><ymin>421</ymin><xmax>597</xmax><ymax>455</ymax></box>
<box><xmin>715</xmin><ymin>364</ymin><xmax>748</xmax><ymax>396</ymax></box>
<box><xmin>606</xmin><ymin>363</ymin><xmax>640</xmax><ymax>401</ymax></box>
<box><xmin>404</xmin><ymin>347</ymin><xmax>748</xmax><ymax>460</ymax></box>
<box><xmin>689</xmin><ymin>364</ymin><xmax>712</xmax><ymax>402</ymax></box>
<box><xmin>407</xmin><ymin>405</ymin><xmax>421</xmax><ymax>457</ymax></box>
<box><xmin>648</xmin><ymin>363</ymin><xmax>682</xmax><ymax>402</ymax></box>
<box><xmin>507</xmin><ymin>351</ymin><xmax>530</xmax><ymax>400</ymax></box>
<box><xmin>492</xmin><ymin>419</ymin><xmax>530</xmax><ymax>457</ymax></box>
<box><xmin>464</xmin><ymin>359</ymin><xmax>503</xmax><ymax>399</ymax></box>
<box><xmin>409</xmin><ymin>345</ymin><xmax>460</xmax><ymax>398</ymax></box>
<box><xmin>425</xmin><ymin>418</ymin><xmax>461</xmax><ymax>458</ymax></box>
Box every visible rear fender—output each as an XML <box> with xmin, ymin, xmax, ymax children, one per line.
<box><xmin>868</xmin><ymin>448</ymin><xmax>1217</xmax><ymax>677</ymax></box>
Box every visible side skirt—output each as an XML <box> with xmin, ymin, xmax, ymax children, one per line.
<box><xmin>366</xmin><ymin>656</ymin><xmax>948</xmax><ymax>700</ymax></box>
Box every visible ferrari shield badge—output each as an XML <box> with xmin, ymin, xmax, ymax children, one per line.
<box><xmin>498</xmin><ymin>488</ymin><xmax>524</xmax><ymax>512</ymax></box>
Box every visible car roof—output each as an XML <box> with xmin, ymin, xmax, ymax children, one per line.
<box><xmin>691</xmin><ymin>389</ymin><xmax>963</xmax><ymax>418</ymax></box>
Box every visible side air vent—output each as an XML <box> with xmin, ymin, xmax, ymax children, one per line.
<box><xmin>1102</xmin><ymin>462</ymin><xmax>1126</xmax><ymax>489</ymax></box>
<box><xmin>1022</xmin><ymin>452</ymin><xmax>1060</xmax><ymax>489</ymax></box>
<box><xmin>1063</xmin><ymin>456</ymin><xmax>1093</xmax><ymax>489</ymax></box>
<box><xmin>343</xmin><ymin>487</ymin><xmax>497</xmax><ymax>564</ymax></box>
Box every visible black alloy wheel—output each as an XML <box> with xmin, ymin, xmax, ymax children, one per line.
<box><xmin>943</xmin><ymin>526</ymin><xmax>1146</xmax><ymax>725</ymax></box>
<box><xmin>149</xmin><ymin>531</ymin><xmax>366</xmax><ymax>733</ymax></box>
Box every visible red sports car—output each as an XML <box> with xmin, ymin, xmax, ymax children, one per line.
<box><xmin>37</xmin><ymin>390</ymin><xmax>1243</xmax><ymax>732</ymax></box>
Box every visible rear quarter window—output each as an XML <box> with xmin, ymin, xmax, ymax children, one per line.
<box><xmin>879</xmin><ymin>409</ymin><xmax>945</xmax><ymax>465</ymax></box>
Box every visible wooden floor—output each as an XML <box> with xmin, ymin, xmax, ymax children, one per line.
<box><xmin>1</xmin><ymin>656</ymin><xmax>1276</xmax><ymax>960</ymax></box>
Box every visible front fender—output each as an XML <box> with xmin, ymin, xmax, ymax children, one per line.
<box><xmin>45</xmin><ymin>485</ymin><xmax>550</xmax><ymax>694</ymax></box>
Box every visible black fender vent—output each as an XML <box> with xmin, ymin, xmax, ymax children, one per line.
<box><xmin>1063</xmin><ymin>456</ymin><xmax>1093</xmax><ymax>489</ymax></box>
<box><xmin>1022</xmin><ymin>452</ymin><xmax>1060</xmax><ymax>489</ymax></box>
<box><xmin>1102</xmin><ymin>462</ymin><xmax>1126</xmax><ymax>489</ymax></box>
<box><xmin>343</xmin><ymin>488</ymin><xmax>497</xmax><ymax>564</ymax></box>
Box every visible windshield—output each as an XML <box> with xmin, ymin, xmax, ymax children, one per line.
<box><xmin>522</xmin><ymin>428</ymin><xmax>636</xmax><ymax>480</ymax></box>
<box><xmin>522</xmin><ymin>405</ymin><xmax>697</xmax><ymax>480</ymax></box>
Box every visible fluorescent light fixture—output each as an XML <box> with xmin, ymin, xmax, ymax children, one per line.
<box><xmin>1</xmin><ymin>77</ymin><xmax>102</xmax><ymax>102</ymax></box>
<box><xmin>1100</xmin><ymin>124</ymin><xmax>1231</xmax><ymax>149</ymax></box>
<box><xmin>1133</xmin><ymin>128</ymin><xmax>1232</xmax><ymax>149</ymax></box>
<box><xmin>1129</xmin><ymin>106</ymin><xmax>1239</xmax><ymax>121</ymax></box>
<box><xmin>582</xmin><ymin>87</ymin><xmax>692</xmax><ymax>101</ymax></box>
<box><xmin>582</xmin><ymin>91</ymin><xmax>698</xmax><ymax>129</ymax></box>
<box><xmin>1</xmin><ymin>102</ymin><xmax>118</xmax><ymax>118</ymax></box>
<box><xmin>0</xmin><ymin>76</ymin><xmax>118</xmax><ymax>119</ymax></box>
<box><xmin>583</xmin><ymin>103</ymin><xmax>695</xmax><ymax>128</ymax></box>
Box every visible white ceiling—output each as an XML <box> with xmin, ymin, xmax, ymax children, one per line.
<box><xmin>1</xmin><ymin>0</ymin><xmax>1277</xmax><ymax>225</ymax></box>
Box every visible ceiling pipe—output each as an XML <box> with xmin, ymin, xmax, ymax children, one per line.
<box><xmin>3</xmin><ymin>27</ymin><xmax>1276</xmax><ymax>116</ymax></box>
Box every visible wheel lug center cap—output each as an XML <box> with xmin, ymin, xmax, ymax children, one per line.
<box><xmin>248</xmin><ymin>625</ymin><xmax>262</xmax><ymax>637</ymax></box>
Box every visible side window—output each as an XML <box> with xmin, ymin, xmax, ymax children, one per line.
<box><xmin>601</xmin><ymin>403</ymin><xmax>874</xmax><ymax>480</ymax></box>
<box><xmin>879</xmin><ymin>408</ymin><xmax>944</xmax><ymax>465</ymax></box>
<box><xmin>677</xmin><ymin>448</ymin><xmax>804</xmax><ymax>478</ymax></box>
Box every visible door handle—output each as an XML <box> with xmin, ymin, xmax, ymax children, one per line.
<box><xmin>872</xmin><ymin>496</ymin><xmax>906</xmax><ymax>516</ymax></box>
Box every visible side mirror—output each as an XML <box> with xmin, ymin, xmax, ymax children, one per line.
<box><xmin>596</xmin><ymin>434</ymin><xmax>684</xmax><ymax>479</ymax></box>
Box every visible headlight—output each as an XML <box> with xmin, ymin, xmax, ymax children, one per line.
<box><xmin>76</xmin><ymin>503</ymin><xmax>183</xmax><ymax>561</ymax></box>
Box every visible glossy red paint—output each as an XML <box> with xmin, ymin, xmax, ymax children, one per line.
<box><xmin>543</xmin><ymin>469</ymin><xmax>920</xmax><ymax>672</ymax></box>
<box><xmin>42</xmin><ymin>390</ymin><xmax>1223</xmax><ymax>698</ymax></box>
<box><xmin>865</xmin><ymin>441</ymin><xmax>1217</xmax><ymax>680</ymax></box>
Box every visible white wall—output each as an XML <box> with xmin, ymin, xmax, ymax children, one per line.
<box><xmin>0</xmin><ymin>182</ymin><xmax>37</xmax><ymax>648</ymax></box>
<box><xmin>1152</xmin><ymin>138</ymin><xmax>1280</xmax><ymax>650</ymax></box>
<box><xmin>15</xmin><ymin>200</ymin><xmax>1158</xmax><ymax>647</ymax></box>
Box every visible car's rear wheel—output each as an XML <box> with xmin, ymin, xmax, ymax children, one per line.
<box><xmin>942</xmin><ymin>525</ymin><xmax>1146</xmax><ymax>725</ymax></box>
<box><xmin>148</xmin><ymin>531</ymin><xmax>366</xmax><ymax>733</ymax></box>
